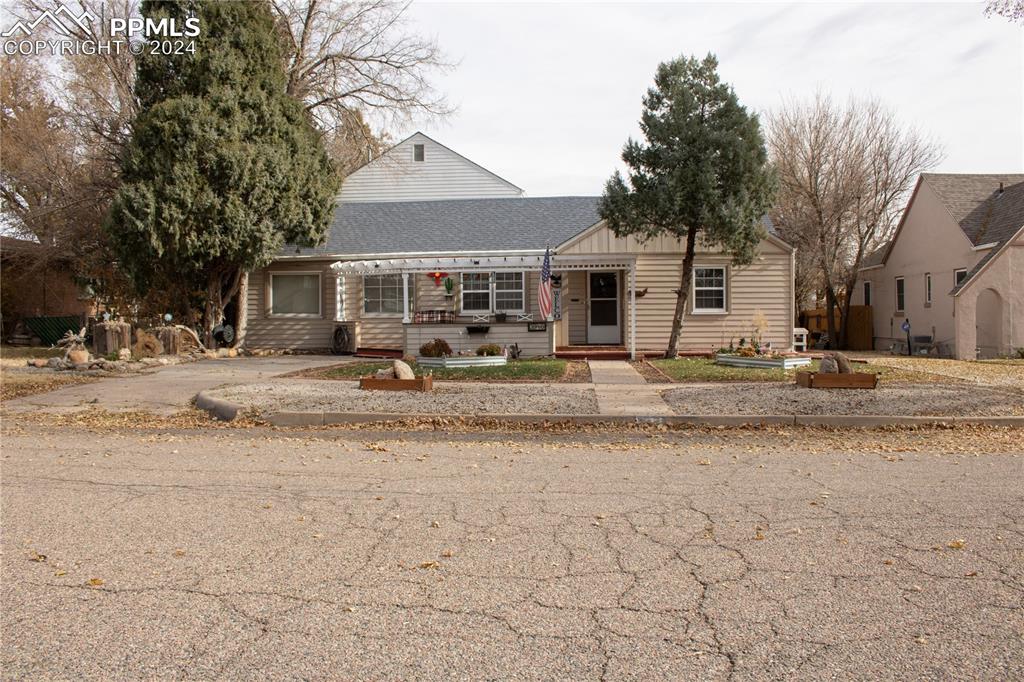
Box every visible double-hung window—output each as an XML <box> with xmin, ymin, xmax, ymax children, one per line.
<box><xmin>693</xmin><ymin>267</ymin><xmax>727</xmax><ymax>313</ymax></box>
<box><xmin>461</xmin><ymin>273</ymin><xmax>491</xmax><ymax>313</ymax></box>
<box><xmin>363</xmin><ymin>274</ymin><xmax>413</xmax><ymax>315</ymax></box>
<box><xmin>895</xmin><ymin>277</ymin><xmax>905</xmax><ymax>313</ymax></box>
<box><xmin>494</xmin><ymin>272</ymin><xmax>525</xmax><ymax>312</ymax></box>
<box><xmin>269</xmin><ymin>273</ymin><xmax>321</xmax><ymax>316</ymax></box>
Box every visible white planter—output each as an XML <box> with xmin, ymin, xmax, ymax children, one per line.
<box><xmin>416</xmin><ymin>355</ymin><xmax>508</xmax><ymax>368</ymax></box>
<box><xmin>714</xmin><ymin>354</ymin><xmax>811</xmax><ymax>370</ymax></box>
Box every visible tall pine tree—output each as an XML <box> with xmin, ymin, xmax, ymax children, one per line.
<box><xmin>600</xmin><ymin>54</ymin><xmax>776</xmax><ymax>358</ymax></box>
<box><xmin>108</xmin><ymin>0</ymin><xmax>338</xmax><ymax>345</ymax></box>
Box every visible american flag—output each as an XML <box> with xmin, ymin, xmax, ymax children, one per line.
<box><xmin>537</xmin><ymin>247</ymin><xmax>553</xmax><ymax>320</ymax></box>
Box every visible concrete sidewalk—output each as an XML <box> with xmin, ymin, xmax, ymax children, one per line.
<box><xmin>4</xmin><ymin>356</ymin><xmax>345</xmax><ymax>416</ymax></box>
<box><xmin>588</xmin><ymin>360</ymin><xmax>675</xmax><ymax>416</ymax></box>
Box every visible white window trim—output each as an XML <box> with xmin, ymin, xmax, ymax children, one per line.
<box><xmin>691</xmin><ymin>266</ymin><xmax>728</xmax><ymax>314</ymax></box>
<box><xmin>460</xmin><ymin>272</ymin><xmax>493</xmax><ymax>314</ymax></box>
<box><xmin>362</xmin><ymin>273</ymin><xmax>413</xmax><ymax>318</ymax></box>
<box><xmin>953</xmin><ymin>268</ymin><xmax>968</xmax><ymax>287</ymax></box>
<box><xmin>895</xmin><ymin>276</ymin><xmax>905</xmax><ymax>313</ymax></box>
<box><xmin>267</xmin><ymin>271</ymin><xmax>322</xmax><ymax>318</ymax></box>
<box><xmin>925</xmin><ymin>272</ymin><xmax>932</xmax><ymax>305</ymax></box>
<box><xmin>493</xmin><ymin>271</ymin><xmax>526</xmax><ymax>314</ymax></box>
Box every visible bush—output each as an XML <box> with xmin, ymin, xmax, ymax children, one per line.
<box><xmin>476</xmin><ymin>343</ymin><xmax>502</xmax><ymax>357</ymax></box>
<box><xmin>419</xmin><ymin>338</ymin><xmax>452</xmax><ymax>358</ymax></box>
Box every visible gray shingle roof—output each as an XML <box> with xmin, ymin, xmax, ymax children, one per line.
<box><xmin>924</xmin><ymin>173</ymin><xmax>1024</xmax><ymax>246</ymax></box>
<box><xmin>284</xmin><ymin>196</ymin><xmax>602</xmax><ymax>257</ymax></box>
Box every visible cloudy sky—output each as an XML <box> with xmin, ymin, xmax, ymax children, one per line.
<box><xmin>396</xmin><ymin>1</ymin><xmax>1023</xmax><ymax>197</ymax></box>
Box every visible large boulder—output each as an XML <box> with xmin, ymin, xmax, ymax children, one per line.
<box><xmin>833</xmin><ymin>351</ymin><xmax>854</xmax><ymax>374</ymax></box>
<box><xmin>374</xmin><ymin>367</ymin><xmax>396</xmax><ymax>379</ymax></box>
<box><xmin>819</xmin><ymin>355</ymin><xmax>839</xmax><ymax>374</ymax></box>
<box><xmin>393</xmin><ymin>359</ymin><xmax>416</xmax><ymax>380</ymax></box>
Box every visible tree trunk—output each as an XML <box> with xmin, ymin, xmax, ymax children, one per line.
<box><xmin>234</xmin><ymin>271</ymin><xmax>249</xmax><ymax>349</ymax></box>
<box><xmin>203</xmin><ymin>275</ymin><xmax>222</xmax><ymax>349</ymax></box>
<box><xmin>838</xmin><ymin>277</ymin><xmax>856</xmax><ymax>350</ymax></box>
<box><xmin>665</xmin><ymin>229</ymin><xmax>698</xmax><ymax>359</ymax></box>
<box><xmin>824</xmin><ymin>287</ymin><xmax>838</xmax><ymax>350</ymax></box>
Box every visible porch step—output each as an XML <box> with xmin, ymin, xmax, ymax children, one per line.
<box><xmin>355</xmin><ymin>348</ymin><xmax>404</xmax><ymax>359</ymax></box>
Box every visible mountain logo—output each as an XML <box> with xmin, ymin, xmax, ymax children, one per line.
<box><xmin>2</xmin><ymin>5</ymin><xmax>94</xmax><ymax>38</ymax></box>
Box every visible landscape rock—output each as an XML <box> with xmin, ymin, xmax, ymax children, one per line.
<box><xmin>393</xmin><ymin>359</ymin><xmax>416</xmax><ymax>380</ymax></box>
<box><xmin>833</xmin><ymin>352</ymin><xmax>854</xmax><ymax>374</ymax></box>
<box><xmin>46</xmin><ymin>357</ymin><xmax>64</xmax><ymax>370</ymax></box>
<box><xmin>132</xmin><ymin>330</ymin><xmax>164</xmax><ymax>359</ymax></box>
<box><xmin>819</xmin><ymin>355</ymin><xmax>839</xmax><ymax>373</ymax></box>
<box><xmin>30</xmin><ymin>359</ymin><xmax>48</xmax><ymax>368</ymax></box>
<box><xmin>375</xmin><ymin>368</ymin><xmax>396</xmax><ymax>379</ymax></box>
<box><xmin>118</xmin><ymin>347</ymin><xmax>132</xmax><ymax>361</ymax></box>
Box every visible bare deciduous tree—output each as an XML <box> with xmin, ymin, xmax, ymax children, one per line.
<box><xmin>985</xmin><ymin>0</ymin><xmax>1024</xmax><ymax>24</ymax></box>
<box><xmin>272</xmin><ymin>0</ymin><xmax>452</xmax><ymax>168</ymax></box>
<box><xmin>767</xmin><ymin>93</ymin><xmax>942</xmax><ymax>349</ymax></box>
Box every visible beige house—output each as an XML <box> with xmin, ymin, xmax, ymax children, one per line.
<box><xmin>245</xmin><ymin>133</ymin><xmax>795</xmax><ymax>358</ymax></box>
<box><xmin>853</xmin><ymin>173</ymin><xmax>1024</xmax><ymax>359</ymax></box>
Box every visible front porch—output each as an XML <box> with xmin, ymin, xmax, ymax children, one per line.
<box><xmin>331</xmin><ymin>254</ymin><xmax>640</xmax><ymax>359</ymax></box>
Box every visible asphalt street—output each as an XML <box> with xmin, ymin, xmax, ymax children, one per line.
<box><xmin>2</xmin><ymin>426</ymin><xmax>1022</xmax><ymax>680</ymax></box>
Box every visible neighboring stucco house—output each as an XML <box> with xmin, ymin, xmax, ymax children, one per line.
<box><xmin>852</xmin><ymin>173</ymin><xmax>1024</xmax><ymax>359</ymax></box>
<box><xmin>245</xmin><ymin>132</ymin><xmax>795</xmax><ymax>358</ymax></box>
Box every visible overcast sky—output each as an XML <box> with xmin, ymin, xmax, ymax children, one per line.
<box><xmin>395</xmin><ymin>1</ymin><xmax>1023</xmax><ymax>197</ymax></box>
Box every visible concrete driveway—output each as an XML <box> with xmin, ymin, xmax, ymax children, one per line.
<box><xmin>2</xmin><ymin>355</ymin><xmax>345</xmax><ymax>415</ymax></box>
<box><xmin>2</xmin><ymin>427</ymin><xmax>1021</xmax><ymax>679</ymax></box>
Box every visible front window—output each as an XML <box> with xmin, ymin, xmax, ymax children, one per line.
<box><xmin>363</xmin><ymin>274</ymin><xmax>413</xmax><ymax>315</ymax></box>
<box><xmin>494</xmin><ymin>272</ymin><xmax>525</xmax><ymax>312</ymax></box>
<box><xmin>693</xmin><ymin>267</ymin><xmax>727</xmax><ymax>312</ymax></box>
<box><xmin>270</xmin><ymin>273</ymin><xmax>321</xmax><ymax>316</ymax></box>
<box><xmin>895</xmin><ymin>277</ymin><xmax>905</xmax><ymax>313</ymax></box>
<box><xmin>954</xmin><ymin>268</ymin><xmax>968</xmax><ymax>287</ymax></box>
<box><xmin>461</xmin><ymin>273</ymin><xmax>491</xmax><ymax>313</ymax></box>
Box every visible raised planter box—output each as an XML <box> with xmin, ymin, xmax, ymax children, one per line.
<box><xmin>417</xmin><ymin>355</ymin><xmax>508</xmax><ymax>368</ymax></box>
<box><xmin>359</xmin><ymin>375</ymin><xmax>433</xmax><ymax>392</ymax></box>
<box><xmin>715</xmin><ymin>354</ymin><xmax>812</xmax><ymax>370</ymax></box>
<box><xmin>796</xmin><ymin>371</ymin><xmax>878</xmax><ymax>389</ymax></box>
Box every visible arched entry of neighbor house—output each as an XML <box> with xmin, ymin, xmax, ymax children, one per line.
<box><xmin>975</xmin><ymin>288</ymin><xmax>1003</xmax><ymax>358</ymax></box>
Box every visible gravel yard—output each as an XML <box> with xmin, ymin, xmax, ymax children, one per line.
<box><xmin>211</xmin><ymin>380</ymin><xmax>600</xmax><ymax>415</ymax></box>
<box><xmin>663</xmin><ymin>382</ymin><xmax>1024</xmax><ymax>416</ymax></box>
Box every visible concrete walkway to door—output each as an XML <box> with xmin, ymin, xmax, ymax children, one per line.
<box><xmin>587</xmin><ymin>360</ymin><xmax>674</xmax><ymax>416</ymax></box>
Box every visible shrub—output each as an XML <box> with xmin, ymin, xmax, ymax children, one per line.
<box><xmin>476</xmin><ymin>343</ymin><xmax>502</xmax><ymax>357</ymax></box>
<box><xmin>419</xmin><ymin>338</ymin><xmax>452</xmax><ymax>358</ymax></box>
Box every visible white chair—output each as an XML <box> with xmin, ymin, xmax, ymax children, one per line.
<box><xmin>793</xmin><ymin>327</ymin><xmax>809</xmax><ymax>352</ymax></box>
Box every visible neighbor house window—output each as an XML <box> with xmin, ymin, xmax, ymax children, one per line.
<box><xmin>413</xmin><ymin>144</ymin><xmax>425</xmax><ymax>161</ymax></box>
<box><xmin>954</xmin><ymin>268</ymin><xmax>968</xmax><ymax>287</ymax></box>
<box><xmin>363</xmin><ymin>274</ymin><xmax>413</xmax><ymax>315</ymax></box>
<box><xmin>461</xmin><ymin>273</ymin><xmax>491</xmax><ymax>313</ymax></box>
<box><xmin>925</xmin><ymin>273</ymin><xmax>932</xmax><ymax>305</ymax></box>
<box><xmin>269</xmin><ymin>273</ymin><xmax>321</xmax><ymax>316</ymax></box>
<box><xmin>863</xmin><ymin>281</ymin><xmax>872</xmax><ymax>307</ymax></box>
<box><xmin>895</xmin><ymin>277</ymin><xmax>905</xmax><ymax>313</ymax></box>
<box><xmin>494</xmin><ymin>272</ymin><xmax>525</xmax><ymax>312</ymax></box>
<box><xmin>693</xmin><ymin>267</ymin><xmax>727</xmax><ymax>312</ymax></box>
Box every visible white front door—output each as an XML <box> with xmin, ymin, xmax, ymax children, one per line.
<box><xmin>587</xmin><ymin>271</ymin><xmax>620</xmax><ymax>344</ymax></box>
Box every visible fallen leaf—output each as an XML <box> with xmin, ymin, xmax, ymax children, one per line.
<box><xmin>87</xmin><ymin>578</ymin><xmax>104</xmax><ymax>587</ymax></box>
<box><xmin>418</xmin><ymin>561</ymin><xmax>441</xmax><ymax>570</ymax></box>
<box><xmin>441</xmin><ymin>549</ymin><xmax>454</xmax><ymax>558</ymax></box>
<box><xmin>698</xmin><ymin>459</ymin><xmax>711</xmax><ymax>466</ymax></box>
<box><xmin>173</xmin><ymin>549</ymin><xmax>186</xmax><ymax>557</ymax></box>
<box><xmin>53</xmin><ymin>570</ymin><xmax>67</xmax><ymax>577</ymax></box>
<box><xmin>430</xmin><ymin>520</ymin><xmax>440</xmax><ymax>528</ymax></box>
<box><xmin>753</xmin><ymin>530</ymin><xmax>765</xmax><ymax>541</ymax></box>
<box><xmin>28</xmin><ymin>551</ymin><xmax>47</xmax><ymax>563</ymax></box>
<box><xmin>947</xmin><ymin>539</ymin><xmax>966</xmax><ymax>550</ymax></box>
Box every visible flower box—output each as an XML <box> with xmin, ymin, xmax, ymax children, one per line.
<box><xmin>714</xmin><ymin>353</ymin><xmax>811</xmax><ymax>370</ymax></box>
<box><xmin>417</xmin><ymin>355</ymin><xmax>508</xmax><ymax>368</ymax></box>
<box><xmin>359</xmin><ymin>375</ymin><xmax>433</xmax><ymax>392</ymax></box>
<box><xmin>795</xmin><ymin>371</ymin><xmax>877</xmax><ymax>389</ymax></box>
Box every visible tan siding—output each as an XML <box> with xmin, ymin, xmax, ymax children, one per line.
<box><xmin>340</xmin><ymin>133</ymin><xmax>522</xmax><ymax>203</ymax></box>
<box><xmin>560</xmin><ymin>222</ymin><xmax>790</xmax><ymax>258</ymax></box>
<box><xmin>627</xmin><ymin>253</ymin><xmax>793</xmax><ymax>350</ymax></box>
<box><xmin>246</xmin><ymin>260</ymin><xmax>338</xmax><ymax>350</ymax></box>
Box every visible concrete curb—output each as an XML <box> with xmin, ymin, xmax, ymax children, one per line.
<box><xmin>253</xmin><ymin>411</ymin><xmax>1024</xmax><ymax>429</ymax></box>
<box><xmin>194</xmin><ymin>390</ymin><xmax>245</xmax><ymax>422</ymax></box>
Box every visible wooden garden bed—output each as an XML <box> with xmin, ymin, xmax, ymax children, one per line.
<box><xmin>358</xmin><ymin>375</ymin><xmax>434</xmax><ymax>392</ymax></box>
<box><xmin>795</xmin><ymin>371</ymin><xmax>878</xmax><ymax>389</ymax></box>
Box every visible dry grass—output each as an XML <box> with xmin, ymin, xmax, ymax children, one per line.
<box><xmin>0</xmin><ymin>371</ymin><xmax>97</xmax><ymax>402</ymax></box>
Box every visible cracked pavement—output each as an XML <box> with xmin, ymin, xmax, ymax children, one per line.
<box><xmin>2</xmin><ymin>426</ymin><xmax>1023</xmax><ymax>679</ymax></box>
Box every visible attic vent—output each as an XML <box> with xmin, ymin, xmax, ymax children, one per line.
<box><xmin>414</xmin><ymin>144</ymin><xmax>424</xmax><ymax>162</ymax></box>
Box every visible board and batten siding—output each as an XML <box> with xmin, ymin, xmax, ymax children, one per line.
<box><xmin>339</xmin><ymin>133</ymin><xmax>523</xmax><ymax>203</ymax></box>
<box><xmin>559</xmin><ymin>223</ymin><xmax>795</xmax><ymax>351</ymax></box>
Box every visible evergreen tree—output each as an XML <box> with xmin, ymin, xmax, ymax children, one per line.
<box><xmin>600</xmin><ymin>54</ymin><xmax>776</xmax><ymax>358</ymax></box>
<box><xmin>107</xmin><ymin>0</ymin><xmax>338</xmax><ymax>344</ymax></box>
